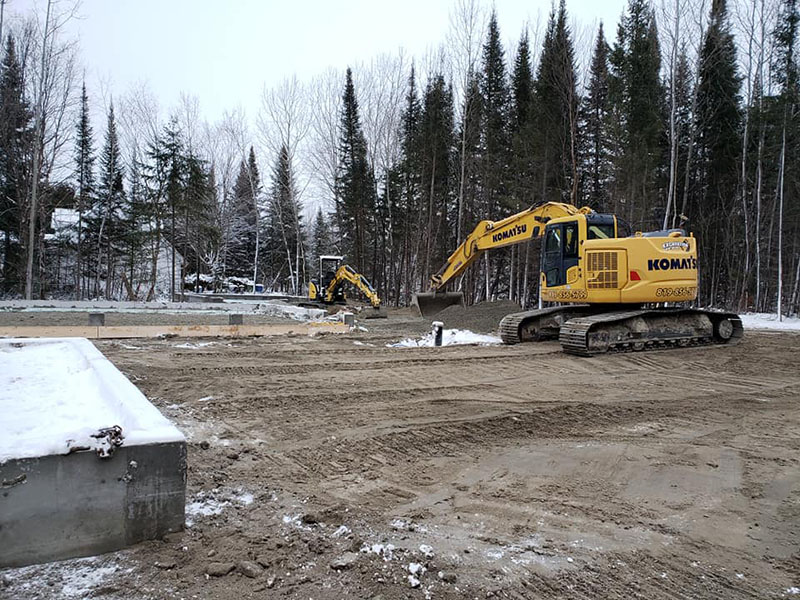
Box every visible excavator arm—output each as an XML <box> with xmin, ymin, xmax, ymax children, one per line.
<box><xmin>431</xmin><ymin>202</ymin><xmax>593</xmax><ymax>290</ymax></box>
<box><xmin>326</xmin><ymin>265</ymin><xmax>381</xmax><ymax>308</ymax></box>
<box><xmin>412</xmin><ymin>202</ymin><xmax>593</xmax><ymax>316</ymax></box>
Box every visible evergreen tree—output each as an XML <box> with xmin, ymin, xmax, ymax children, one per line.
<box><xmin>229</xmin><ymin>146</ymin><xmax>261</xmax><ymax>281</ymax></box>
<box><xmin>0</xmin><ymin>36</ymin><xmax>32</xmax><ymax>293</ymax></box>
<box><xmin>580</xmin><ymin>23</ymin><xmax>612</xmax><ymax>209</ymax></box>
<box><xmin>73</xmin><ymin>82</ymin><xmax>94</xmax><ymax>298</ymax></box>
<box><xmin>309</xmin><ymin>208</ymin><xmax>334</xmax><ymax>274</ymax></box>
<box><xmin>694</xmin><ymin>0</ymin><xmax>742</xmax><ymax>304</ymax></box>
<box><xmin>419</xmin><ymin>74</ymin><xmax>455</xmax><ymax>284</ymax></box>
<box><xmin>393</xmin><ymin>66</ymin><xmax>423</xmax><ymax>304</ymax></box>
<box><xmin>335</xmin><ymin>67</ymin><xmax>375</xmax><ymax>273</ymax></box>
<box><xmin>182</xmin><ymin>155</ymin><xmax>219</xmax><ymax>292</ymax></box>
<box><xmin>265</xmin><ymin>144</ymin><xmax>304</xmax><ymax>293</ymax></box>
<box><xmin>608</xmin><ymin>0</ymin><xmax>666</xmax><ymax>226</ymax></box>
<box><xmin>88</xmin><ymin>102</ymin><xmax>125</xmax><ymax>298</ymax></box>
<box><xmin>534</xmin><ymin>0</ymin><xmax>580</xmax><ymax>204</ymax></box>
<box><xmin>478</xmin><ymin>10</ymin><xmax>511</xmax><ymax>215</ymax></box>
<box><xmin>510</xmin><ymin>30</ymin><xmax>536</xmax><ymax>209</ymax></box>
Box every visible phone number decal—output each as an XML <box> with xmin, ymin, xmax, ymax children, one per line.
<box><xmin>544</xmin><ymin>289</ymin><xmax>588</xmax><ymax>301</ymax></box>
<box><xmin>655</xmin><ymin>286</ymin><xmax>696</xmax><ymax>297</ymax></box>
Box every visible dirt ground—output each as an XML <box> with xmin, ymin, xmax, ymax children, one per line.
<box><xmin>2</xmin><ymin>308</ymin><xmax>800</xmax><ymax>599</ymax></box>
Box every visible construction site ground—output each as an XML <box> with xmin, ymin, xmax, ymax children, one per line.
<box><xmin>2</xmin><ymin>305</ymin><xmax>799</xmax><ymax>599</ymax></box>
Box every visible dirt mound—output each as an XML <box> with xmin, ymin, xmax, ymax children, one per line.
<box><xmin>435</xmin><ymin>299</ymin><xmax>521</xmax><ymax>333</ymax></box>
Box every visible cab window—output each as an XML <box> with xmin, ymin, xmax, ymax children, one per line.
<box><xmin>545</xmin><ymin>228</ymin><xmax>561</xmax><ymax>253</ymax></box>
<box><xmin>564</xmin><ymin>222</ymin><xmax>578</xmax><ymax>258</ymax></box>
<box><xmin>588</xmin><ymin>223</ymin><xmax>615</xmax><ymax>240</ymax></box>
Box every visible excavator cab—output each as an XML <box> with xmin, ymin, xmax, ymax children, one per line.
<box><xmin>542</xmin><ymin>214</ymin><xmax>616</xmax><ymax>288</ymax></box>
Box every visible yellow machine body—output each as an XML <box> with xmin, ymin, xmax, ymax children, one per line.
<box><xmin>538</xmin><ymin>214</ymin><xmax>698</xmax><ymax>305</ymax></box>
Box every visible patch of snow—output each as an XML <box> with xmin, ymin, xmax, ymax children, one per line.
<box><xmin>0</xmin><ymin>338</ymin><xmax>184</xmax><ymax>463</ymax></box>
<box><xmin>408</xmin><ymin>562</ymin><xmax>426</xmax><ymax>575</ymax></box>
<box><xmin>408</xmin><ymin>574</ymin><xmax>421</xmax><ymax>588</ymax></box>
<box><xmin>331</xmin><ymin>525</ymin><xmax>351</xmax><ymax>538</ymax></box>
<box><xmin>486</xmin><ymin>550</ymin><xmax>504</xmax><ymax>560</ymax></box>
<box><xmin>185</xmin><ymin>488</ymin><xmax>254</xmax><ymax>526</ymax></box>
<box><xmin>419</xmin><ymin>544</ymin><xmax>434</xmax><ymax>557</ymax></box>
<box><xmin>391</xmin><ymin>518</ymin><xmax>409</xmax><ymax>530</ymax></box>
<box><xmin>256</xmin><ymin>302</ymin><xmax>325</xmax><ymax>322</ymax></box>
<box><xmin>388</xmin><ymin>328</ymin><xmax>502</xmax><ymax>348</ymax></box>
<box><xmin>740</xmin><ymin>312</ymin><xmax>800</xmax><ymax>331</ymax></box>
<box><xmin>174</xmin><ymin>341</ymin><xmax>216</xmax><ymax>349</ymax></box>
<box><xmin>362</xmin><ymin>543</ymin><xmax>396</xmax><ymax>561</ymax></box>
<box><xmin>786</xmin><ymin>588</ymin><xmax>800</xmax><ymax>595</ymax></box>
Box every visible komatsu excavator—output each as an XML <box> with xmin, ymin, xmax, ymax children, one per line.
<box><xmin>308</xmin><ymin>255</ymin><xmax>385</xmax><ymax>316</ymax></box>
<box><xmin>413</xmin><ymin>202</ymin><xmax>742</xmax><ymax>355</ymax></box>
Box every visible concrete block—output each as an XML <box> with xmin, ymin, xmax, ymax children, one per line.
<box><xmin>0</xmin><ymin>337</ymin><xmax>186</xmax><ymax>567</ymax></box>
<box><xmin>0</xmin><ymin>442</ymin><xmax>186</xmax><ymax>567</ymax></box>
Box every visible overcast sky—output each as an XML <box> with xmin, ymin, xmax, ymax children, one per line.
<box><xmin>12</xmin><ymin>0</ymin><xmax>629</xmax><ymax>123</ymax></box>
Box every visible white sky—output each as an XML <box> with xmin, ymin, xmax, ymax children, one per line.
<box><xmin>12</xmin><ymin>0</ymin><xmax>629</xmax><ymax>123</ymax></box>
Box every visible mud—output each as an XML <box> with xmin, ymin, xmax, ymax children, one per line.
<box><xmin>435</xmin><ymin>299</ymin><xmax>521</xmax><ymax>333</ymax></box>
<box><xmin>2</xmin><ymin>309</ymin><xmax>799</xmax><ymax>599</ymax></box>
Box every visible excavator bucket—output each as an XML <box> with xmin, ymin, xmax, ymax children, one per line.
<box><xmin>412</xmin><ymin>292</ymin><xmax>465</xmax><ymax>317</ymax></box>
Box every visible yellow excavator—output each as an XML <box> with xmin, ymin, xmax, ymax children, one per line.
<box><xmin>413</xmin><ymin>202</ymin><xmax>742</xmax><ymax>355</ymax></box>
<box><xmin>308</xmin><ymin>255</ymin><xmax>385</xmax><ymax>317</ymax></box>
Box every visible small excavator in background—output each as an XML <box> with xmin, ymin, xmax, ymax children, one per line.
<box><xmin>308</xmin><ymin>255</ymin><xmax>386</xmax><ymax>317</ymax></box>
<box><xmin>413</xmin><ymin>201</ymin><xmax>742</xmax><ymax>355</ymax></box>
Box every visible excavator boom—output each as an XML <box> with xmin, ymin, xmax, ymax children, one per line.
<box><xmin>414</xmin><ymin>202</ymin><xmax>593</xmax><ymax>316</ymax></box>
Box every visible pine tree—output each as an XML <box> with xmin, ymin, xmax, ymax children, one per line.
<box><xmin>73</xmin><ymin>82</ymin><xmax>94</xmax><ymax>298</ymax></box>
<box><xmin>509</xmin><ymin>30</ymin><xmax>536</xmax><ymax>212</ymax></box>
<box><xmin>88</xmin><ymin>102</ymin><xmax>125</xmax><ymax>298</ymax></box>
<box><xmin>393</xmin><ymin>66</ymin><xmax>423</xmax><ymax>304</ymax></box>
<box><xmin>419</xmin><ymin>74</ymin><xmax>455</xmax><ymax>284</ymax></box>
<box><xmin>478</xmin><ymin>10</ymin><xmax>511</xmax><ymax>215</ymax></box>
<box><xmin>229</xmin><ymin>147</ymin><xmax>261</xmax><ymax>281</ymax></box>
<box><xmin>608</xmin><ymin>0</ymin><xmax>666</xmax><ymax>227</ymax></box>
<box><xmin>534</xmin><ymin>0</ymin><xmax>580</xmax><ymax>204</ymax></box>
<box><xmin>335</xmin><ymin>67</ymin><xmax>375</xmax><ymax>273</ymax></box>
<box><xmin>580</xmin><ymin>23</ymin><xmax>612</xmax><ymax>209</ymax></box>
<box><xmin>309</xmin><ymin>208</ymin><xmax>334</xmax><ymax>275</ymax></box>
<box><xmin>0</xmin><ymin>36</ymin><xmax>32</xmax><ymax>293</ymax></box>
<box><xmin>265</xmin><ymin>145</ymin><xmax>304</xmax><ymax>293</ymax></box>
<box><xmin>694</xmin><ymin>0</ymin><xmax>742</xmax><ymax>304</ymax></box>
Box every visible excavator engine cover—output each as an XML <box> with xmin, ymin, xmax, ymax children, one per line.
<box><xmin>412</xmin><ymin>292</ymin><xmax>465</xmax><ymax>317</ymax></box>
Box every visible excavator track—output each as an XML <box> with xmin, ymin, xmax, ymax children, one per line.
<box><xmin>499</xmin><ymin>305</ymin><xmax>593</xmax><ymax>344</ymax></box>
<box><xmin>559</xmin><ymin>308</ymin><xmax>743</xmax><ymax>356</ymax></box>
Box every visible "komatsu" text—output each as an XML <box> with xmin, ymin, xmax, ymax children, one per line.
<box><xmin>647</xmin><ymin>257</ymin><xmax>697</xmax><ymax>271</ymax></box>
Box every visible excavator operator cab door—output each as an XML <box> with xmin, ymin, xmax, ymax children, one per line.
<box><xmin>542</xmin><ymin>220</ymin><xmax>580</xmax><ymax>288</ymax></box>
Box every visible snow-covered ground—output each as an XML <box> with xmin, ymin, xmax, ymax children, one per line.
<box><xmin>740</xmin><ymin>312</ymin><xmax>800</xmax><ymax>331</ymax></box>
<box><xmin>389</xmin><ymin>328</ymin><xmax>502</xmax><ymax>348</ymax></box>
<box><xmin>0</xmin><ymin>338</ymin><xmax>184</xmax><ymax>463</ymax></box>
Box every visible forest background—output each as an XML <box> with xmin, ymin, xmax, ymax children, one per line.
<box><xmin>0</xmin><ymin>0</ymin><xmax>797</xmax><ymax>316</ymax></box>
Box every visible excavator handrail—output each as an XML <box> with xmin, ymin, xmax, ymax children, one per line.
<box><xmin>429</xmin><ymin>202</ymin><xmax>594</xmax><ymax>291</ymax></box>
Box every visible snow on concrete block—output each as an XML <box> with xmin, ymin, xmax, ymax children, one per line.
<box><xmin>0</xmin><ymin>338</ymin><xmax>186</xmax><ymax>568</ymax></box>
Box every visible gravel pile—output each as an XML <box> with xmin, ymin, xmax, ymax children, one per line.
<box><xmin>434</xmin><ymin>300</ymin><xmax>521</xmax><ymax>333</ymax></box>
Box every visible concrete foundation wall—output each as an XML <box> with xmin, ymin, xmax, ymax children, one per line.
<box><xmin>0</xmin><ymin>441</ymin><xmax>186</xmax><ymax>568</ymax></box>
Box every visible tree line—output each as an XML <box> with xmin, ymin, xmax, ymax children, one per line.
<box><xmin>0</xmin><ymin>0</ymin><xmax>797</xmax><ymax>316</ymax></box>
